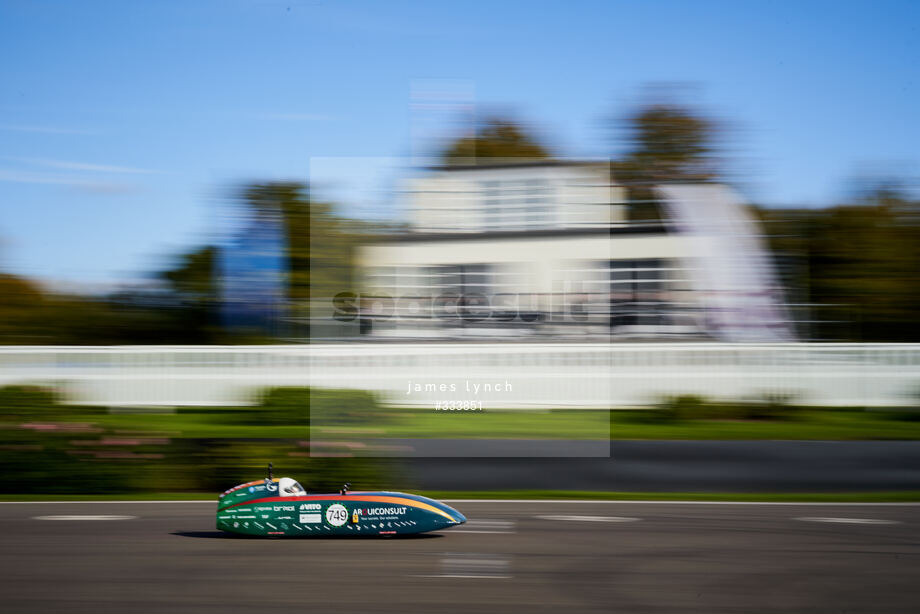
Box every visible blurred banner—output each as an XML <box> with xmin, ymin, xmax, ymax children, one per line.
<box><xmin>658</xmin><ymin>184</ymin><xmax>795</xmax><ymax>342</ymax></box>
<box><xmin>218</xmin><ymin>206</ymin><xmax>287</xmax><ymax>335</ymax></box>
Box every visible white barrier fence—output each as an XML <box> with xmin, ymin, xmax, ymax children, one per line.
<box><xmin>0</xmin><ymin>344</ymin><xmax>919</xmax><ymax>408</ymax></box>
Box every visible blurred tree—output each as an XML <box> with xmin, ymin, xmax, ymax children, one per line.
<box><xmin>808</xmin><ymin>187</ymin><xmax>920</xmax><ymax>341</ymax></box>
<box><xmin>613</xmin><ymin>103</ymin><xmax>717</xmax><ymax>184</ymax></box>
<box><xmin>0</xmin><ymin>274</ymin><xmax>47</xmax><ymax>343</ymax></box>
<box><xmin>758</xmin><ymin>185</ymin><xmax>920</xmax><ymax>341</ymax></box>
<box><xmin>611</xmin><ymin>100</ymin><xmax>719</xmax><ymax>221</ymax></box>
<box><xmin>161</xmin><ymin>246</ymin><xmax>216</xmax><ymax>302</ymax></box>
<box><xmin>0</xmin><ymin>181</ymin><xmax>376</xmax><ymax>345</ymax></box>
<box><xmin>0</xmin><ymin>273</ymin><xmax>210</xmax><ymax>345</ymax></box>
<box><xmin>239</xmin><ymin>181</ymin><xmax>364</xmax><ymax>302</ymax></box>
<box><xmin>151</xmin><ymin>245</ymin><xmax>219</xmax><ymax>342</ymax></box>
<box><xmin>235</xmin><ymin>181</ymin><xmax>383</xmax><ymax>339</ymax></box>
<box><xmin>441</xmin><ymin>117</ymin><xmax>551</xmax><ymax>165</ymax></box>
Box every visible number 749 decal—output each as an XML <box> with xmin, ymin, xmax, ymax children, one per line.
<box><xmin>325</xmin><ymin>504</ymin><xmax>349</xmax><ymax>527</ymax></box>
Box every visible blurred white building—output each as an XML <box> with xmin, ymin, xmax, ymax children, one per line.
<box><xmin>356</xmin><ymin>161</ymin><xmax>793</xmax><ymax>341</ymax></box>
<box><xmin>405</xmin><ymin>161</ymin><xmax>621</xmax><ymax>232</ymax></box>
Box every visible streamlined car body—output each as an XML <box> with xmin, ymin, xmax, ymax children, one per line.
<box><xmin>216</xmin><ymin>471</ymin><xmax>466</xmax><ymax>537</ymax></box>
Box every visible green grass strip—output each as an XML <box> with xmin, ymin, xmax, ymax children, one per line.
<box><xmin>419</xmin><ymin>490</ymin><xmax>920</xmax><ymax>502</ymax></box>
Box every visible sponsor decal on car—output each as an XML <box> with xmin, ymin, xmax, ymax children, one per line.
<box><xmin>299</xmin><ymin>513</ymin><xmax>322</xmax><ymax>523</ymax></box>
<box><xmin>355</xmin><ymin>506</ymin><xmax>409</xmax><ymax>521</ymax></box>
<box><xmin>363</xmin><ymin>507</ymin><xmax>407</xmax><ymax>516</ymax></box>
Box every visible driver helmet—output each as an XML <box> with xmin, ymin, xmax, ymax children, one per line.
<box><xmin>278</xmin><ymin>477</ymin><xmax>305</xmax><ymax>496</ymax></box>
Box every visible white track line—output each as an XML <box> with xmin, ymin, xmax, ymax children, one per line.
<box><xmin>536</xmin><ymin>515</ymin><xmax>639</xmax><ymax>522</ymax></box>
<box><xmin>33</xmin><ymin>515</ymin><xmax>136</xmax><ymax>520</ymax></box>
<box><xmin>2</xmin><ymin>499</ymin><xmax>919</xmax><ymax>506</ymax></box>
<box><xmin>411</xmin><ymin>574</ymin><xmax>512</xmax><ymax>579</ymax></box>
<box><xmin>0</xmin><ymin>501</ymin><xmax>218</xmax><ymax>505</ymax></box>
<box><xmin>794</xmin><ymin>517</ymin><xmax>901</xmax><ymax>524</ymax></box>
<box><xmin>446</xmin><ymin>500</ymin><xmax>920</xmax><ymax>506</ymax></box>
<box><xmin>440</xmin><ymin>500</ymin><xmax>920</xmax><ymax>507</ymax></box>
<box><xmin>450</xmin><ymin>530</ymin><xmax>515</xmax><ymax>534</ymax></box>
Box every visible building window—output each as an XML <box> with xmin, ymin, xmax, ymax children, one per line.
<box><xmin>609</xmin><ymin>259</ymin><xmax>674</xmax><ymax>328</ymax></box>
<box><xmin>478</xmin><ymin>178</ymin><xmax>554</xmax><ymax>231</ymax></box>
<box><xmin>428</xmin><ymin>263</ymin><xmax>492</xmax><ymax>297</ymax></box>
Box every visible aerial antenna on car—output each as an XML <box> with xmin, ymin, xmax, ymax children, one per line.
<box><xmin>340</xmin><ymin>482</ymin><xmax>351</xmax><ymax>496</ymax></box>
<box><xmin>267</xmin><ymin>462</ymin><xmax>273</xmax><ymax>480</ymax></box>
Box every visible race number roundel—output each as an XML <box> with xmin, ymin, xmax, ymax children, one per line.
<box><xmin>325</xmin><ymin>504</ymin><xmax>348</xmax><ymax>527</ymax></box>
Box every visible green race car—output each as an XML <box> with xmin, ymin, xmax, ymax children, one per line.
<box><xmin>217</xmin><ymin>465</ymin><xmax>466</xmax><ymax>537</ymax></box>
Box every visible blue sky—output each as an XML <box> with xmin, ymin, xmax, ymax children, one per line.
<box><xmin>1</xmin><ymin>0</ymin><xmax>918</xmax><ymax>285</ymax></box>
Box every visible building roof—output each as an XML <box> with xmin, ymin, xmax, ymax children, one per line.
<box><xmin>426</xmin><ymin>159</ymin><xmax>610</xmax><ymax>173</ymax></box>
<box><xmin>363</xmin><ymin>224</ymin><xmax>667</xmax><ymax>244</ymax></box>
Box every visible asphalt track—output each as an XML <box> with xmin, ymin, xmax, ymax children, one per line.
<box><xmin>1</xmin><ymin>501</ymin><xmax>918</xmax><ymax>613</ymax></box>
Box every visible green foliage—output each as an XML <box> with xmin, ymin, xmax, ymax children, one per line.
<box><xmin>742</xmin><ymin>393</ymin><xmax>797</xmax><ymax>421</ymax></box>
<box><xmin>160</xmin><ymin>246</ymin><xmax>217</xmax><ymax>301</ymax></box>
<box><xmin>441</xmin><ymin>117</ymin><xmax>551</xmax><ymax>165</ymax></box>
<box><xmin>0</xmin><ymin>386</ymin><xmax>390</xmax><ymax>495</ymax></box>
<box><xmin>259</xmin><ymin>387</ymin><xmax>311</xmax><ymax>425</ymax></box>
<box><xmin>0</xmin><ymin>274</ymin><xmax>46</xmax><ymax>343</ymax></box>
<box><xmin>308</xmin><ymin>388</ymin><xmax>383</xmax><ymax>425</ymax></box>
<box><xmin>0</xmin><ymin>386</ymin><xmax>61</xmax><ymax>420</ymax></box>
<box><xmin>612</xmin><ymin>101</ymin><xmax>718</xmax><ymax>186</ymax></box>
<box><xmin>610</xmin><ymin>407</ymin><xmax>920</xmax><ymax>440</ymax></box>
<box><xmin>644</xmin><ymin>394</ymin><xmax>797</xmax><ymax>422</ymax></box>
<box><xmin>214</xmin><ymin>387</ymin><xmax>310</xmax><ymax>426</ymax></box>
<box><xmin>655</xmin><ymin>394</ymin><xmax>708</xmax><ymax>421</ymax></box>
<box><xmin>609</xmin><ymin>99</ymin><xmax>718</xmax><ymax>223</ymax></box>
<box><xmin>0</xmin><ymin>270</ymin><xmax>223</xmax><ymax>345</ymax></box>
<box><xmin>758</xmin><ymin>186</ymin><xmax>920</xmax><ymax>341</ymax></box>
